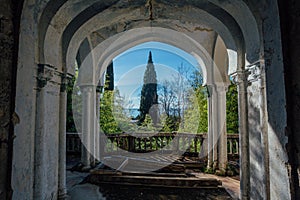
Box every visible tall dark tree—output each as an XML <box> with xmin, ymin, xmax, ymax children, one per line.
<box><xmin>139</xmin><ymin>51</ymin><xmax>158</xmax><ymax>124</ymax></box>
<box><xmin>104</xmin><ymin>61</ymin><xmax>114</xmax><ymax>91</ymax></box>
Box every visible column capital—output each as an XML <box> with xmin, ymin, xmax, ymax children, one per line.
<box><xmin>206</xmin><ymin>83</ymin><xmax>228</xmax><ymax>95</ymax></box>
<box><xmin>246</xmin><ymin>62</ymin><xmax>263</xmax><ymax>84</ymax></box>
<box><xmin>79</xmin><ymin>85</ymin><xmax>96</xmax><ymax>93</ymax></box>
<box><xmin>214</xmin><ymin>83</ymin><xmax>229</xmax><ymax>93</ymax></box>
<box><xmin>230</xmin><ymin>70</ymin><xmax>248</xmax><ymax>85</ymax></box>
<box><xmin>231</xmin><ymin>60</ymin><xmax>264</xmax><ymax>86</ymax></box>
<box><xmin>36</xmin><ymin>64</ymin><xmax>65</xmax><ymax>90</ymax></box>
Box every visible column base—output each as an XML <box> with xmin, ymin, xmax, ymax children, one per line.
<box><xmin>213</xmin><ymin>161</ymin><xmax>218</xmax><ymax>170</ymax></box>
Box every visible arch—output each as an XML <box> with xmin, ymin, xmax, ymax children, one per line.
<box><xmin>208</xmin><ymin>0</ymin><xmax>261</xmax><ymax>62</ymax></box>
<box><xmin>76</xmin><ymin>27</ymin><xmax>221</xmax><ymax>87</ymax></box>
<box><xmin>39</xmin><ymin>0</ymin><xmax>260</xmax><ymax>76</ymax></box>
<box><xmin>15</xmin><ymin>1</ymin><xmax>283</xmax><ymax>200</ymax></box>
<box><xmin>66</xmin><ymin>7</ymin><xmax>239</xmax><ymax>74</ymax></box>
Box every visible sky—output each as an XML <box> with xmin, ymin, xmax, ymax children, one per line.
<box><xmin>112</xmin><ymin>41</ymin><xmax>201</xmax><ymax>109</ymax></box>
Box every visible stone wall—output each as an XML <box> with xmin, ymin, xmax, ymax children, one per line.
<box><xmin>278</xmin><ymin>0</ymin><xmax>300</xmax><ymax>199</ymax></box>
<box><xmin>248</xmin><ymin>82</ymin><xmax>264</xmax><ymax>199</ymax></box>
<box><xmin>0</xmin><ymin>0</ymin><xmax>23</xmax><ymax>199</ymax></box>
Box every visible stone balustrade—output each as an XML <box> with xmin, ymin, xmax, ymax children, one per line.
<box><xmin>66</xmin><ymin>132</ymin><xmax>239</xmax><ymax>157</ymax></box>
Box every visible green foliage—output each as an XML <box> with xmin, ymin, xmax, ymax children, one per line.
<box><xmin>226</xmin><ymin>82</ymin><xmax>239</xmax><ymax>134</ymax></box>
<box><xmin>179</xmin><ymin>87</ymin><xmax>208</xmax><ymax>133</ymax></box>
<box><xmin>100</xmin><ymin>63</ymin><xmax>125</xmax><ymax>134</ymax></box>
<box><xmin>139</xmin><ymin>52</ymin><xmax>158</xmax><ymax>124</ymax></box>
<box><xmin>195</xmin><ymin>87</ymin><xmax>208</xmax><ymax>133</ymax></box>
<box><xmin>161</xmin><ymin>115</ymin><xmax>180</xmax><ymax>132</ymax></box>
<box><xmin>113</xmin><ymin>88</ymin><xmax>135</xmax><ymax>132</ymax></box>
<box><xmin>99</xmin><ymin>90</ymin><xmax>122</xmax><ymax>134</ymax></box>
<box><xmin>66</xmin><ymin>71</ymin><xmax>81</xmax><ymax>133</ymax></box>
<box><xmin>204</xmin><ymin>167</ymin><xmax>215</xmax><ymax>174</ymax></box>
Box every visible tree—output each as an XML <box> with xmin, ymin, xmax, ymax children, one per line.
<box><xmin>99</xmin><ymin>89</ymin><xmax>121</xmax><ymax>134</ymax></box>
<box><xmin>179</xmin><ymin>86</ymin><xmax>208</xmax><ymax>133</ymax></box>
<box><xmin>157</xmin><ymin>64</ymin><xmax>192</xmax><ymax>132</ymax></box>
<box><xmin>66</xmin><ymin>75</ymin><xmax>77</xmax><ymax>132</ymax></box>
<box><xmin>178</xmin><ymin>70</ymin><xmax>207</xmax><ymax>133</ymax></box>
<box><xmin>226</xmin><ymin>82</ymin><xmax>239</xmax><ymax>134</ymax></box>
<box><xmin>66</xmin><ymin>68</ymin><xmax>81</xmax><ymax>133</ymax></box>
<box><xmin>158</xmin><ymin>80</ymin><xmax>177</xmax><ymax>117</ymax></box>
<box><xmin>138</xmin><ymin>51</ymin><xmax>158</xmax><ymax>125</ymax></box>
<box><xmin>112</xmin><ymin>88</ymin><xmax>135</xmax><ymax>132</ymax></box>
<box><xmin>105</xmin><ymin>62</ymin><xmax>114</xmax><ymax>91</ymax></box>
<box><xmin>99</xmin><ymin>61</ymin><xmax>121</xmax><ymax>134</ymax></box>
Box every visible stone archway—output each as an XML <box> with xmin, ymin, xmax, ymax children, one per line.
<box><xmin>12</xmin><ymin>1</ymin><xmax>290</xmax><ymax>200</ymax></box>
<box><xmin>75</xmin><ymin>26</ymin><xmax>230</xmax><ymax>172</ymax></box>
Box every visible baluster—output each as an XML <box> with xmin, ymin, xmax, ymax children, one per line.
<box><xmin>194</xmin><ymin>137</ymin><xmax>198</xmax><ymax>153</ymax></box>
<box><xmin>187</xmin><ymin>136</ymin><xmax>191</xmax><ymax>152</ymax></box>
<box><xmin>144</xmin><ymin>138</ymin><xmax>147</xmax><ymax>151</ymax></box>
<box><xmin>150</xmin><ymin>137</ymin><xmax>153</xmax><ymax>150</ymax></box>
<box><xmin>116</xmin><ymin>137</ymin><xmax>120</xmax><ymax>152</ymax></box>
<box><xmin>200</xmin><ymin>137</ymin><xmax>204</xmax><ymax>154</ymax></box>
<box><xmin>123</xmin><ymin>136</ymin><xmax>127</xmax><ymax>150</ymax></box>
<box><xmin>229</xmin><ymin>139</ymin><xmax>233</xmax><ymax>154</ymax></box>
<box><xmin>235</xmin><ymin>139</ymin><xmax>239</xmax><ymax>154</ymax></box>
<box><xmin>138</xmin><ymin>138</ymin><xmax>141</xmax><ymax>151</ymax></box>
<box><xmin>111</xmin><ymin>137</ymin><xmax>114</xmax><ymax>152</ymax></box>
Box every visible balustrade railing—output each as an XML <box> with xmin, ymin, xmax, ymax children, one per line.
<box><xmin>67</xmin><ymin>132</ymin><xmax>239</xmax><ymax>157</ymax></box>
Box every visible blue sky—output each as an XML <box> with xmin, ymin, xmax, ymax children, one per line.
<box><xmin>112</xmin><ymin>42</ymin><xmax>201</xmax><ymax>109</ymax></box>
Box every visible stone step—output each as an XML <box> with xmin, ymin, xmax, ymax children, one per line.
<box><xmin>87</xmin><ymin>173</ymin><xmax>222</xmax><ymax>188</ymax></box>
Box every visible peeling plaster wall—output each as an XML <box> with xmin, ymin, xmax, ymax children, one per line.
<box><xmin>12</xmin><ymin>1</ymin><xmax>37</xmax><ymax>198</ymax></box>
<box><xmin>0</xmin><ymin>0</ymin><xmax>14</xmax><ymax>199</ymax></box>
<box><xmin>261</xmin><ymin>1</ymin><xmax>291</xmax><ymax>199</ymax></box>
<box><xmin>34</xmin><ymin>79</ymin><xmax>60</xmax><ymax>200</ymax></box>
<box><xmin>248</xmin><ymin>82</ymin><xmax>267</xmax><ymax>199</ymax></box>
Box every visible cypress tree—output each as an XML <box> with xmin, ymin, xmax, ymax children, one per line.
<box><xmin>139</xmin><ymin>51</ymin><xmax>158</xmax><ymax>124</ymax></box>
<box><xmin>104</xmin><ymin>62</ymin><xmax>114</xmax><ymax>91</ymax></box>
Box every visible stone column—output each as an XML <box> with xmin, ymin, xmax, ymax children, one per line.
<box><xmin>234</xmin><ymin>54</ymin><xmax>250</xmax><ymax>200</ymax></box>
<box><xmin>207</xmin><ymin>85</ymin><xmax>213</xmax><ymax>169</ymax></box>
<box><xmin>211</xmin><ymin>85</ymin><xmax>218</xmax><ymax>169</ymax></box>
<box><xmin>34</xmin><ymin>64</ymin><xmax>61</xmax><ymax>199</ymax></box>
<box><xmin>58</xmin><ymin>75</ymin><xmax>69</xmax><ymax>199</ymax></box>
<box><xmin>247</xmin><ymin>59</ymin><xmax>270</xmax><ymax>199</ymax></box>
<box><xmin>216</xmin><ymin>84</ymin><xmax>228</xmax><ymax>171</ymax></box>
<box><xmin>81</xmin><ymin>86</ymin><xmax>91</xmax><ymax>166</ymax></box>
<box><xmin>95</xmin><ymin>85</ymin><xmax>102</xmax><ymax>161</ymax></box>
<box><xmin>259</xmin><ymin>60</ymin><xmax>270</xmax><ymax>200</ymax></box>
<box><xmin>90</xmin><ymin>86</ymin><xmax>96</xmax><ymax>167</ymax></box>
<box><xmin>80</xmin><ymin>85</ymin><xmax>97</xmax><ymax>167</ymax></box>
